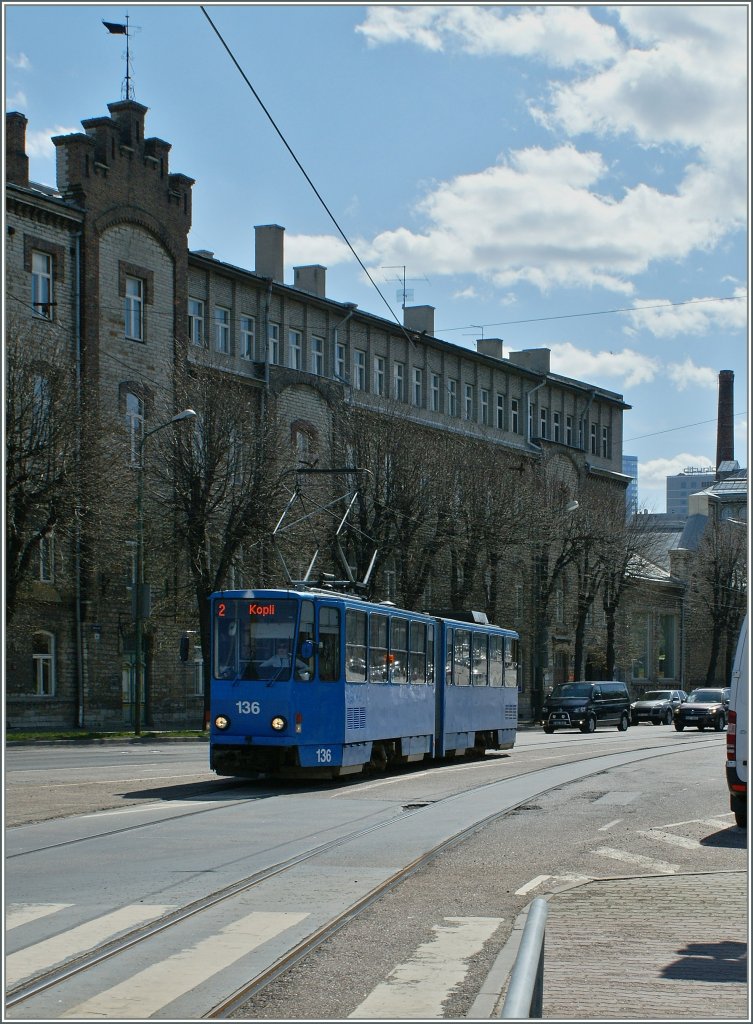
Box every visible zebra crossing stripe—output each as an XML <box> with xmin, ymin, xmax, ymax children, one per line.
<box><xmin>348</xmin><ymin>917</ymin><xmax>503</xmax><ymax>1019</ymax></box>
<box><xmin>591</xmin><ymin>846</ymin><xmax>678</xmax><ymax>873</ymax></box>
<box><xmin>61</xmin><ymin>910</ymin><xmax>308</xmax><ymax>1019</ymax></box>
<box><xmin>6</xmin><ymin>904</ymin><xmax>72</xmax><ymax>931</ymax></box>
<box><xmin>638</xmin><ymin>828</ymin><xmax>703</xmax><ymax>850</ymax></box>
<box><xmin>5</xmin><ymin>905</ymin><xmax>172</xmax><ymax>988</ymax></box>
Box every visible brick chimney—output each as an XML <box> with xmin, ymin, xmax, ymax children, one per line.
<box><xmin>404</xmin><ymin>305</ymin><xmax>435</xmax><ymax>336</ymax></box>
<box><xmin>6</xmin><ymin>112</ymin><xmax>29</xmax><ymax>186</ymax></box>
<box><xmin>255</xmin><ymin>224</ymin><xmax>284</xmax><ymax>282</ymax></box>
<box><xmin>715</xmin><ymin>369</ymin><xmax>734</xmax><ymax>472</ymax></box>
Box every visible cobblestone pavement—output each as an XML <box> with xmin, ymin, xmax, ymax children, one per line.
<box><xmin>535</xmin><ymin>871</ymin><xmax>748</xmax><ymax>1020</ymax></box>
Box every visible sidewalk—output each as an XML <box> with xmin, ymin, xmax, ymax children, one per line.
<box><xmin>472</xmin><ymin>870</ymin><xmax>748</xmax><ymax>1020</ymax></box>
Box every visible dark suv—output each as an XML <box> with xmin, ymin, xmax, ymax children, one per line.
<box><xmin>674</xmin><ymin>687</ymin><xmax>730</xmax><ymax>731</ymax></box>
<box><xmin>630</xmin><ymin>689</ymin><xmax>687</xmax><ymax>726</ymax></box>
<box><xmin>542</xmin><ymin>681</ymin><xmax>631</xmax><ymax>734</ymax></box>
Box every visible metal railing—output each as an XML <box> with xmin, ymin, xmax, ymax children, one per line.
<box><xmin>500</xmin><ymin>897</ymin><xmax>549</xmax><ymax>1018</ymax></box>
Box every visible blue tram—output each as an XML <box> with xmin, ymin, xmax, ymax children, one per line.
<box><xmin>209</xmin><ymin>588</ymin><xmax>520</xmax><ymax>778</ymax></box>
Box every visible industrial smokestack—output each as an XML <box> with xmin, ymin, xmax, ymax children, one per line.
<box><xmin>715</xmin><ymin>369</ymin><xmax>734</xmax><ymax>473</ymax></box>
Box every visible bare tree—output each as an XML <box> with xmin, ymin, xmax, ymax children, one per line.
<box><xmin>5</xmin><ymin>317</ymin><xmax>79</xmax><ymax>621</ymax></box>
<box><xmin>162</xmin><ymin>366</ymin><xmax>285</xmax><ymax>723</ymax></box>
<box><xmin>692</xmin><ymin>516</ymin><xmax>747</xmax><ymax>684</ymax></box>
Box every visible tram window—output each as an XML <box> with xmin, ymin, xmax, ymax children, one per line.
<box><xmin>504</xmin><ymin>637</ymin><xmax>519</xmax><ymax>687</ymax></box>
<box><xmin>489</xmin><ymin>635</ymin><xmax>505</xmax><ymax>686</ymax></box>
<box><xmin>369</xmin><ymin>613</ymin><xmax>389</xmax><ymax>682</ymax></box>
<box><xmin>391</xmin><ymin>618</ymin><xmax>408</xmax><ymax>683</ymax></box>
<box><xmin>297</xmin><ymin>600</ymin><xmax>315</xmax><ymax>681</ymax></box>
<box><xmin>346</xmin><ymin>610</ymin><xmax>367</xmax><ymax>682</ymax></box>
<box><xmin>472</xmin><ymin>633</ymin><xmax>489</xmax><ymax>685</ymax></box>
<box><xmin>427</xmin><ymin>624</ymin><xmax>435</xmax><ymax>683</ymax></box>
<box><xmin>319</xmin><ymin>606</ymin><xmax>340</xmax><ymax>681</ymax></box>
<box><xmin>454</xmin><ymin>629</ymin><xmax>471</xmax><ymax>685</ymax></box>
<box><xmin>409</xmin><ymin>621</ymin><xmax>426</xmax><ymax>683</ymax></box>
<box><xmin>445</xmin><ymin>628</ymin><xmax>453</xmax><ymax>684</ymax></box>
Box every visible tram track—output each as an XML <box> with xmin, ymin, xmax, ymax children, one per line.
<box><xmin>5</xmin><ymin>733</ymin><xmax>720</xmax><ymax>1019</ymax></box>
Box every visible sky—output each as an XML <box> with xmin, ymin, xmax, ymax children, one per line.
<box><xmin>4</xmin><ymin>2</ymin><xmax>750</xmax><ymax>513</ymax></box>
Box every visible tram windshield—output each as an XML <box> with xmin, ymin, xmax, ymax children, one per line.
<box><xmin>213</xmin><ymin>598</ymin><xmax>304</xmax><ymax>681</ymax></box>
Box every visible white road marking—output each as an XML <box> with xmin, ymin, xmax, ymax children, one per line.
<box><xmin>598</xmin><ymin>818</ymin><xmax>622</xmax><ymax>831</ymax></box>
<box><xmin>515</xmin><ymin>875</ymin><xmax>551</xmax><ymax>895</ymax></box>
<box><xmin>5</xmin><ymin>903</ymin><xmax>72</xmax><ymax>931</ymax></box>
<box><xmin>61</xmin><ymin>910</ymin><xmax>308</xmax><ymax>1019</ymax></box>
<box><xmin>591</xmin><ymin>846</ymin><xmax>678</xmax><ymax>874</ymax></box>
<box><xmin>5</xmin><ymin>905</ymin><xmax>173</xmax><ymax>988</ymax></box>
<box><xmin>348</xmin><ymin>917</ymin><xmax>503</xmax><ymax>1019</ymax></box>
<box><xmin>80</xmin><ymin>800</ymin><xmax>219</xmax><ymax>819</ymax></box>
<box><xmin>639</xmin><ymin>828</ymin><xmax>703</xmax><ymax>850</ymax></box>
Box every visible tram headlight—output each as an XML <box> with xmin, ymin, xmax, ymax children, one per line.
<box><xmin>214</xmin><ymin>714</ymin><xmax>231</xmax><ymax>730</ymax></box>
<box><xmin>271</xmin><ymin>715</ymin><xmax>287</xmax><ymax>732</ymax></box>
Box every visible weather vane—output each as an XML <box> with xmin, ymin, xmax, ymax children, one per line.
<box><xmin>103</xmin><ymin>15</ymin><xmax>135</xmax><ymax>101</ymax></box>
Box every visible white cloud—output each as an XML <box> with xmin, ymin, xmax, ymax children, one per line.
<box><xmin>6</xmin><ymin>90</ymin><xmax>28</xmax><ymax>110</ymax></box>
<box><xmin>638</xmin><ymin>453</ymin><xmax>714</xmax><ymax>492</ymax></box>
<box><xmin>665</xmin><ymin>358</ymin><xmax>719</xmax><ymax>391</ymax></box>
<box><xmin>285</xmin><ymin>233</ymin><xmax>351</xmax><ymax>269</ymax></box>
<box><xmin>9</xmin><ymin>52</ymin><xmax>31</xmax><ymax>70</ymax></box>
<box><xmin>548</xmin><ymin>342</ymin><xmax>660</xmax><ymax>389</ymax></box>
<box><xmin>356</xmin><ymin>5</ymin><xmax>621</xmax><ymax>66</ymax></box>
<box><xmin>352</xmin><ymin>6</ymin><xmax>746</xmax><ymax>300</ymax></box>
<box><xmin>625</xmin><ymin>291</ymin><xmax>748</xmax><ymax>339</ymax></box>
<box><xmin>26</xmin><ymin>126</ymin><xmax>79</xmax><ymax>159</ymax></box>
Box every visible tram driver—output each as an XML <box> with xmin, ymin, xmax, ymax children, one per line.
<box><xmin>260</xmin><ymin>639</ymin><xmax>311</xmax><ymax>679</ymax></box>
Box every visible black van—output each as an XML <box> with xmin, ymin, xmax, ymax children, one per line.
<box><xmin>542</xmin><ymin>681</ymin><xmax>631</xmax><ymax>734</ymax></box>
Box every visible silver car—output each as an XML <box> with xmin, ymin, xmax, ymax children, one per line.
<box><xmin>630</xmin><ymin>689</ymin><xmax>687</xmax><ymax>726</ymax></box>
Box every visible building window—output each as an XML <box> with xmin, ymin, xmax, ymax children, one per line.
<box><xmin>464</xmin><ymin>384</ymin><xmax>473</xmax><ymax>420</ymax></box>
<box><xmin>480</xmin><ymin>389</ymin><xmax>489</xmax><ymax>425</ymax></box>
<box><xmin>496</xmin><ymin>394</ymin><xmax>505</xmax><ymax>430</ymax></box>
<box><xmin>528</xmin><ymin>402</ymin><xmax>534</xmax><ymax>439</ymax></box>
<box><xmin>631</xmin><ymin>613</ymin><xmax>649</xmax><ymax>680</ymax></box>
<box><xmin>590</xmin><ymin>423</ymin><xmax>598</xmax><ymax>455</ymax></box>
<box><xmin>125</xmin><ymin>392</ymin><xmax>144</xmax><ymax>466</ymax></box>
<box><xmin>565</xmin><ymin>415</ymin><xmax>573</xmax><ymax>446</ymax></box>
<box><xmin>412</xmin><ymin>367</ymin><xmax>423</xmax><ymax>407</ymax></box>
<box><xmin>240</xmin><ymin>315</ymin><xmax>255</xmax><ymax>359</ymax></box>
<box><xmin>553</xmin><ymin>411</ymin><xmax>561</xmax><ymax>442</ymax></box>
<box><xmin>311</xmin><ymin>335</ymin><xmax>324</xmax><ymax>375</ymax></box>
<box><xmin>601</xmin><ymin>425</ymin><xmax>610</xmax><ymax>459</ymax></box>
<box><xmin>393</xmin><ymin>362</ymin><xmax>405</xmax><ymax>401</ymax></box>
<box><xmin>508</xmin><ymin>398</ymin><xmax>518</xmax><ymax>433</ymax></box>
<box><xmin>32</xmin><ymin>631</ymin><xmax>56</xmax><ymax>695</ymax></box>
<box><xmin>374</xmin><ymin>355</ymin><xmax>386</xmax><ymax>395</ymax></box>
<box><xmin>354</xmin><ymin>349</ymin><xmax>366</xmax><ymax>390</ymax></box>
<box><xmin>430</xmin><ymin>373</ymin><xmax>440</xmax><ymax>412</ymax></box>
<box><xmin>267</xmin><ymin>322</ymin><xmax>280</xmax><ymax>364</ymax></box>
<box><xmin>540</xmin><ymin>408</ymin><xmax>548</xmax><ymax>439</ymax></box>
<box><xmin>555</xmin><ymin>587</ymin><xmax>564</xmax><ymax>624</ymax></box>
<box><xmin>124</xmin><ymin>276</ymin><xmax>144</xmax><ymax>341</ymax></box>
<box><xmin>658</xmin><ymin>614</ymin><xmax>676</xmax><ymax>679</ymax></box>
<box><xmin>335</xmin><ymin>342</ymin><xmax>346</xmax><ymax>381</ymax></box>
<box><xmin>31</xmin><ymin>251</ymin><xmax>53</xmax><ymax>319</ymax></box>
<box><xmin>188</xmin><ymin>298</ymin><xmax>205</xmax><ymax>346</ymax></box>
<box><xmin>39</xmin><ymin>533</ymin><xmax>54</xmax><ymax>583</ymax></box>
<box><xmin>288</xmin><ymin>329</ymin><xmax>303</xmax><ymax>369</ymax></box>
<box><xmin>447</xmin><ymin>379</ymin><xmax>458</xmax><ymax>417</ymax></box>
<box><xmin>214</xmin><ymin>306</ymin><xmax>230</xmax><ymax>353</ymax></box>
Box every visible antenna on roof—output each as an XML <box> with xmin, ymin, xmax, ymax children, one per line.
<box><xmin>380</xmin><ymin>266</ymin><xmax>429</xmax><ymax>311</ymax></box>
<box><xmin>103</xmin><ymin>15</ymin><xmax>136</xmax><ymax>100</ymax></box>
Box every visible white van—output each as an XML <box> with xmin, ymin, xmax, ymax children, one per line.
<box><xmin>726</xmin><ymin>614</ymin><xmax>748</xmax><ymax>828</ymax></box>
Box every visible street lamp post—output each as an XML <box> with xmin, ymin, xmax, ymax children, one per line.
<box><xmin>133</xmin><ymin>408</ymin><xmax>196</xmax><ymax>736</ymax></box>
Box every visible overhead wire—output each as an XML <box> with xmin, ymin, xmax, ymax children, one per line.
<box><xmin>199</xmin><ymin>5</ymin><xmax>417</xmax><ymax>347</ymax></box>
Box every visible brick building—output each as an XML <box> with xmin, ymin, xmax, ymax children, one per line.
<box><xmin>6</xmin><ymin>98</ymin><xmax>645</xmax><ymax>730</ymax></box>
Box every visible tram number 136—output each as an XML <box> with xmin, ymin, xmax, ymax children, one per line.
<box><xmin>316</xmin><ymin>748</ymin><xmax>333</xmax><ymax>764</ymax></box>
<box><xmin>235</xmin><ymin>701</ymin><xmax>260</xmax><ymax>715</ymax></box>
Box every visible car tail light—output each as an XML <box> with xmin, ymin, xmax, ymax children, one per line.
<box><xmin>727</xmin><ymin>709</ymin><xmax>737</xmax><ymax>759</ymax></box>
